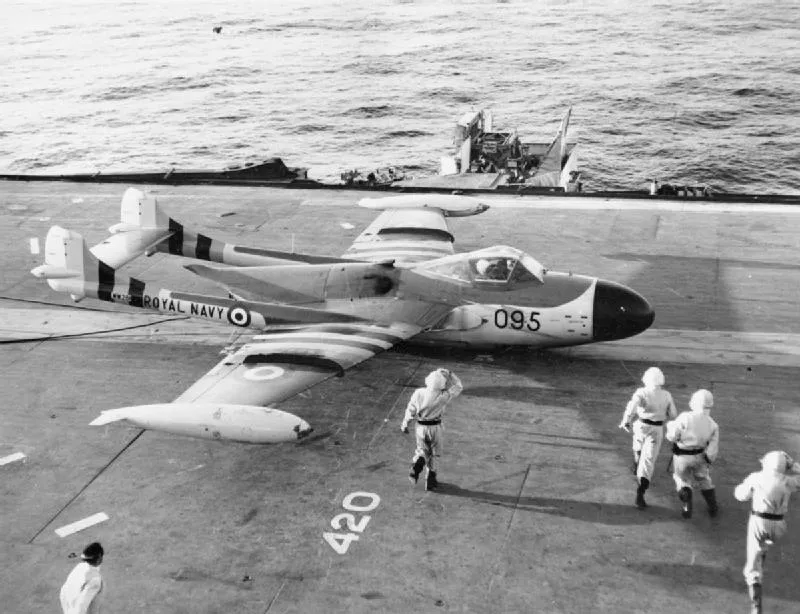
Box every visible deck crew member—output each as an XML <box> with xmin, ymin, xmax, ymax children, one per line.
<box><xmin>60</xmin><ymin>542</ymin><xmax>103</xmax><ymax>614</ymax></box>
<box><xmin>665</xmin><ymin>389</ymin><xmax>719</xmax><ymax>518</ymax></box>
<box><xmin>401</xmin><ymin>368</ymin><xmax>463</xmax><ymax>491</ymax></box>
<box><xmin>618</xmin><ymin>366</ymin><xmax>677</xmax><ymax>509</ymax></box>
<box><xmin>734</xmin><ymin>451</ymin><xmax>800</xmax><ymax>614</ymax></box>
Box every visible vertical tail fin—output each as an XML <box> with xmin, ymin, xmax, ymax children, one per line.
<box><xmin>90</xmin><ymin>188</ymin><xmax>174</xmax><ymax>268</ymax></box>
<box><xmin>118</xmin><ymin>187</ymin><xmax>169</xmax><ymax>230</ymax></box>
<box><xmin>31</xmin><ymin>226</ymin><xmax>114</xmax><ymax>301</ymax></box>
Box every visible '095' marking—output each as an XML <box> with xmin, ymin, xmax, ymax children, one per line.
<box><xmin>323</xmin><ymin>491</ymin><xmax>380</xmax><ymax>555</ymax></box>
<box><xmin>494</xmin><ymin>308</ymin><xmax>541</xmax><ymax>331</ymax></box>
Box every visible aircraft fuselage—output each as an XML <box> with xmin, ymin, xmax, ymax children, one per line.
<box><xmin>185</xmin><ymin>260</ymin><xmax>653</xmax><ymax>349</ymax></box>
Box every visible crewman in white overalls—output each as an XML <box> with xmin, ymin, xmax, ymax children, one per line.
<box><xmin>401</xmin><ymin>368</ymin><xmax>463</xmax><ymax>491</ymax></box>
<box><xmin>619</xmin><ymin>367</ymin><xmax>677</xmax><ymax>509</ymax></box>
<box><xmin>665</xmin><ymin>389</ymin><xmax>719</xmax><ymax>518</ymax></box>
<box><xmin>735</xmin><ymin>450</ymin><xmax>800</xmax><ymax>614</ymax></box>
<box><xmin>60</xmin><ymin>542</ymin><xmax>103</xmax><ymax>614</ymax></box>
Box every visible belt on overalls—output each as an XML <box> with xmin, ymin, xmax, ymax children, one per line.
<box><xmin>640</xmin><ymin>419</ymin><xmax>664</xmax><ymax>426</ymax></box>
<box><xmin>752</xmin><ymin>511</ymin><xmax>784</xmax><ymax>520</ymax></box>
<box><xmin>672</xmin><ymin>444</ymin><xmax>706</xmax><ymax>455</ymax></box>
<box><xmin>418</xmin><ymin>419</ymin><xmax>441</xmax><ymax>426</ymax></box>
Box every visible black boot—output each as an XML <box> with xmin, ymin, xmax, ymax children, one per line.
<box><xmin>425</xmin><ymin>470</ymin><xmax>438</xmax><ymax>491</ymax></box>
<box><xmin>636</xmin><ymin>477</ymin><xmax>650</xmax><ymax>509</ymax></box>
<box><xmin>409</xmin><ymin>457</ymin><xmax>425</xmax><ymax>484</ymax></box>
<box><xmin>678</xmin><ymin>487</ymin><xmax>693</xmax><ymax>519</ymax></box>
<box><xmin>701</xmin><ymin>488</ymin><xmax>719</xmax><ymax>517</ymax></box>
<box><xmin>748</xmin><ymin>583</ymin><xmax>762</xmax><ymax>614</ymax></box>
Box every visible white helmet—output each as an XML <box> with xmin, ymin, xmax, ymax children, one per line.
<box><xmin>641</xmin><ymin>366</ymin><xmax>665</xmax><ymax>388</ymax></box>
<box><xmin>689</xmin><ymin>389</ymin><xmax>714</xmax><ymax>413</ymax></box>
<box><xmin>761</xmin><ymin>450</ymin><xmax>790</xmax><ymax>474</ymax></box>
<box><xmin>425</xmin><ymin>369</ymin><xmax>447</xmax><ymax>391</ymax></box>
<box><xmin>475</xmin><ymin>259</ymin><xmax>490</xmax><ymax>276</ymax></box>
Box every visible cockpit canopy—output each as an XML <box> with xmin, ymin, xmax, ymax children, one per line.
<box><xmin>417</xmin><ymin>246</ymin><xmax>546</xmax><ymax>286</ymax></box>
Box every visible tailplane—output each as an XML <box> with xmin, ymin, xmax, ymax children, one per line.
<box><xmin>90</xmin><ymin>187</ymin><xmax>174</xmax><ymax>268</ymax></box>
<box><xmin>40</xmin><ymin>187</ymin><xmax>352</xmax><ymax>271</ymax></box>
<box><xmin>91</xmin><ymin>187</ymin><xmax>298</xmax><ymax>266</ymax></box>
<box><xmin>31</xmin><ymin>226</ymin><xmax>115</xmax><ymax>301</ymax></box>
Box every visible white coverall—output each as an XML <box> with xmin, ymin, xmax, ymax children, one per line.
<box><xmin>60</xmin><ymin>561</ymin><xmax>102</xmax><ymax>614</ymax></box>
<box><xmin>620</xmin><ymin>384</ymin><xmax>677</xmax><ymax>481</ymax></box>
<box><xmin>665</xmin><ymin>398</ymin><xmax>719</xmax><ymax>491</ymax></box>
<box><xmin>734</xmin><ymin>451</ymin><xmax>800</xmax><ymax>586</ymax></box>
<box><xmin>401</xmin><ymin>369</ymin><xmax>463</xmax><ymax>472</ymax></box>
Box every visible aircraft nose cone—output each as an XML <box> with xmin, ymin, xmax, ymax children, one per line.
<box><xmin>592</xmin><ymin>280</ymin><xmax>655</xmax><ymax>341</ymax></box>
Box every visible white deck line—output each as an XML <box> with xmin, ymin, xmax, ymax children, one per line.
<box><xmin>55</xmin><ymin>512</ymin><xmax>109</xmax><ymax>538</ymax></box>
<box><xmin>0</xmin><ymin>452</ymin><xmax>26</xmax><ymax>466</ymax></box>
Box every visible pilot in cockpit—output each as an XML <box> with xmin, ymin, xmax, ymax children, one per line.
<box><xmin>475</xmin><ymin>257</ymin><xmax>511</xmax><ymax>281</ymax></box>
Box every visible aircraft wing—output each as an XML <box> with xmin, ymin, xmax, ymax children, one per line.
<box><xmin>89</xmin><ymin>321</ymin><xmax>430</xmax><ymax>444</ymax></box>
<box><xmin>172</xmin><ymin>322</ymin><xmax>423</xmax><ymax>406</ymax></box>
<box><xmin>343</xmin><ymin>194</ymin><xmax>490</xmax><ymax>264</ymax></box>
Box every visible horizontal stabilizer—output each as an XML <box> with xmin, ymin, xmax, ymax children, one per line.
<box><xmin>89</xmin><ymin>188</ymin><xmax>173</xmax><ymax>269</ymax></box>
<box><xmin>30</xmin><ymin>264</ymin><xmax>81</xmax><ymax>280</ymax></box>
<box><xmin>90</xmin><ymin>228</ymin><xmax>173</xmax><ymax>269</ymax></box>
<box><xmin>31</xmin><ymin>226</ymin><xmax>97</xmax><ymax>299</ymax></box>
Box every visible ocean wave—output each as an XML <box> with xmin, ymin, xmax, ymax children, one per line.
<box><xmin>344</xmin><ymin>105</ymin><xmax>395</xmax><ymax>118</ymax></box>
<box><xmin>291</xmin><ymin>124</ymin><xmax>332</xmax><ymax>133</ymax></box>
<box><xmin>90</xmin><ymin>85</ymin><xmax>147</xmax><ymax>102</ymax></box>
<box><xmin>673</xmin><ymin>109</ymin><xmax>744</xmax><ymax>130</ymax></box>
<box><xmin>160</xmin><ymin>76</ymin><xmax>216</xmax><ymax>91</ymax></box>
<box><xmin>385</xmin><ymin>130</ymin><xmax>431</xmax><ymax>138</ymax></box>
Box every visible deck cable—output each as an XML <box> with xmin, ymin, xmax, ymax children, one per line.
<box><xmin>28</xmin><ymin>430</ymin><xmax>145</xmax><ymax>544</ymax></box>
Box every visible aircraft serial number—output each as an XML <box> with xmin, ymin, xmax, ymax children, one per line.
<box><xmin>323</xmin><ymin>491</ymin><xmax>380</xmax><ymax>555</ymax></box>
<box><xmin>494</xmin><ymin>308</ymin><xmax>541</xmax><ymax>331</ymax></box>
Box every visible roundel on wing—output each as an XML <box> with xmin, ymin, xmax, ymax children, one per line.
<box><xmin>227</xmin><ymin>303</ymin><xmax>252</xmax><ymax>327</ymax></box>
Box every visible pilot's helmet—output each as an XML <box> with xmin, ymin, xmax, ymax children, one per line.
<box><xmin>761</xmin><ymin>450</ymin><xmax>791</xmax><ymax>474</ymax></box>
<box><xmin>475</xmin><ymin>259</ymin><xmax>490</xmax><ymax>276</ymax></box>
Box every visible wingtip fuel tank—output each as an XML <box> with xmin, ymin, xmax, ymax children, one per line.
<box><xmin>358</xmin><ymin>194</ymin><xmax>490</xmax><ymax>217</ymax></box>
<box><xmin>90</xmin><ymin>403</ymin><xmax>312</xmax><ymax>444</ymax></box>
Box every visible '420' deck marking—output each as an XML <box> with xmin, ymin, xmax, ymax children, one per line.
<box><xmin>323</xmin><ymin>491</ymin><xmax>381</xmax><ymax>555</ymax></box>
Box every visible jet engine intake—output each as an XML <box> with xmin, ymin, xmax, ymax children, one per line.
<box><xmin>431</xmin><ymin>306</ymin><xmax>487</xmax><ymax>332</ymax></box>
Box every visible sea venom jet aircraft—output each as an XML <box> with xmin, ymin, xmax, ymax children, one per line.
<box><xmin>31</xmin><ymin>189</ymin><xmax>654</xmax><ymax>445</ymax></box>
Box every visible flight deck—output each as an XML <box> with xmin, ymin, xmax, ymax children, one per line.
<box><xmin>1</xmin><ymin>182</ymin><xmax>800</xmax><ymax>613</ymax></box>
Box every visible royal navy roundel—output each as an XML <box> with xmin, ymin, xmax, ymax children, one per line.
<box><xmin>227</xmin><ymin>304</ymin><xmax>252</xmax><ymax>327</ymax></box>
